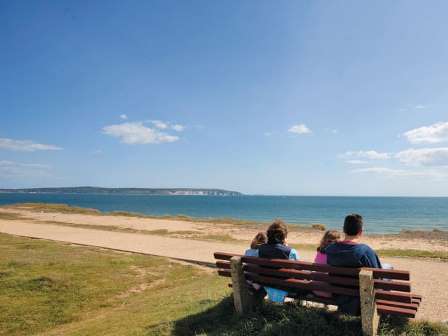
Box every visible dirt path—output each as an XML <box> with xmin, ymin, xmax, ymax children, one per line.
<box><xmin>0</xmin><ymin>220</ymin><xmax>447</xmax><ymax>322</ymax></box>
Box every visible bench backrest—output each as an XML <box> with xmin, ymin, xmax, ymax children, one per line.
<box><xmin>214</xmin><ymin>252</ymin><xmax>414</xmax><ymax>304</ymax></box>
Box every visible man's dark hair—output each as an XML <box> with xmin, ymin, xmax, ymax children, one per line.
<box><xmin>343</xmin><ymin>214</ymin><xmax>363</xmax><ymax>236</ymax></box>
<box><xmin>267</xmin><ymin>219</ymin><xmax>288</xmax><ymax>244</ymax></box>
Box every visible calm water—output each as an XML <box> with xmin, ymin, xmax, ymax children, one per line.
<box><xmin>1</xmin><ymin>193</ymin><xmax>447</xmax><ymax>234</ymax></box>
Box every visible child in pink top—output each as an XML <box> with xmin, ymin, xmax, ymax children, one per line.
<box><xmin>313</xmin><ymin>230</ymin><xmax>341</xmax><ymax>298</ymax></box>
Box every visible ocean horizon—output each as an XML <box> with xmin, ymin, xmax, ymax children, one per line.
<box><xmin>1</xmin><ymin>192</ymin><xmax>448</xmax><ymax>234</ymax></box>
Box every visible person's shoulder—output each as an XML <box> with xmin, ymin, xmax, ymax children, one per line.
<box><xmin>355</xmin><ymin>243</ymin><xmax>377</xmax><ymax>254</ymax></box>
<box><xmin>324</xmin><ymin>242</ymin><xmax>340</xmax><ymax>253</ymax></box>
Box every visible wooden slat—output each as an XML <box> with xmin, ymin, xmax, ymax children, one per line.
<box><xmin>412</xmin><ymin>294</ymin><xmax>423</xmax><ymax>302</ymax></box>
<box><xmin>245</xmin><ymin>273</ymin><xmax>359</xmax><ymax>297</ymax></box>
<box><xmin>214</xmin><ymin>252</ymin><xmax>240</xmax><ymax>261</ymax></box>
<box><xmin>217</xmin><ymin>270</ymin><xmax>231</xmax><ymax>277</ymax></box>
<box><xmin>377</xmin><ymin>304</ymin><xmax>416</xmax><ymax>318</ymax></box>
<box><xmin>243</xmin><ymin>264</ymin><xmax>359</xmax><ymax>287</ymax></box>
<box><xmin>373</xmin><ymin>279</ymin><xmax>411</xmax><ymax>292</ymax></box>
<box><xmin>376</xmin><ymin>300</ymin><xmax>419</xmax><ymax>310</ymax></box>
<box><xmin>216</xmin><ymin>261</ymin><xmax>231</xmax><ymax>270</ymax></box>
<box><xmin>242</xmin><ymin>256</ymin><xmax>361</xmax><ymax>277</ymax></box>
<box><xmin>375</xmin><ymin>289</ymin><xmax>412</xmax><ymax>303</ymax></box>
<box><xmin>372</xmin><ymin>269</ymin><xmax>410</xmax><ymax>281</ymax></box>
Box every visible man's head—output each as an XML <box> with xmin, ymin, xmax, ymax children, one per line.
<box><xmin>343</xmin><ymin>214</ymin><xmax>363</xmax><ymax>237</ymax></box>
<box><xmin>267</xmin><ymin>219</ymin><xmax>288</xmax><ymax>244</ymax></box>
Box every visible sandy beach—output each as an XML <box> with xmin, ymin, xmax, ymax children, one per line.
<box><xmin>0</xmin><ymin>204</ymin><xmax>447</xmax><ymax>322</ymax></box>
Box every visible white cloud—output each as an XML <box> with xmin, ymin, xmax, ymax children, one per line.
<box><xmin>120</xmin><ymin>114</ymin><xmax>128</xmax><ymax>120</ymax></box>
<box><xmin>171</xmin><ymin>124</ymin><xmax>185</xmax><ymax>132</ymax></box>
<box><xmin>264</xmin><ymin>132</ymin><xmax>272</xmax><ymax>137</ymax></box>
<box><xmin>288</xmin><ymin>124</ymin><xmax>312</xmax><ymax>135</ymax></box>
<box><xmin>346</xmin><ymin>160</ymin><xmax>368</xmax><ymax>165</ymax></box>
<box><xmin>151</xmin><ymin>120</ymin><xmax>169</xmax><ymax>130</ymax></box>
<box><xmin>102</xmin><ymin>122</ymin><xmax>179</xmax><ymax>144</ymax></box>
<box><xmin>403</xmin><ymin>121</ymin><xmax>448</xmax><ymax>144</ymax></box>
<box><xmin>396</xmin><ymin>147</ymin><xmax>448</xmax><ymax>166</ymax></box>
<box><xmin>343</xmin><ymin>150</ymin><xmax>391</xmax><ymax>160</ymax></box>
<box><xmin>414</xmin><ymin>105</ymin><xmax>427</xmax><ymax>109</ymax></box>
<box><xmin>0</xmin><ymin>160</ymin><xmax>51</xmax><ymax>177</ymax></box>
<box><xmin>351</xmin><ymin>166</ymin><xmax>445</xmax><ymax>178</ymax></box>
<box><xmin>0</xmin><ymin>138</ymin><xmax>62</xmax><ymax>152</ymax></box>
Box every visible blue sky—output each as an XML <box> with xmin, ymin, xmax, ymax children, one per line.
<box><xmin>1</xmin><ymin>1</ymin><xmax>448</xmax><ymax>196</ymax></box>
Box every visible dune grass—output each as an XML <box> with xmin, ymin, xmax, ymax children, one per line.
<box><xmin>1</xmin><ymin>233</ymin><xmax>448</xmax><ymax>336</ymax></box>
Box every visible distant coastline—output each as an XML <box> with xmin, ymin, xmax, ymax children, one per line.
<box><xmin>0</xmin><ymin>186</ymin><xmax>242</xmax><ymax>196</ymax></box>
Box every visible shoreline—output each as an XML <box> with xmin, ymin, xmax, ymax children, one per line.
<box><xmin>1</xmin><ymin>201</ymin><xmax>448</xmax><ymax>238</ymax></box>
<box><xmin>1</xmin><ymin>203</ymin><xmax>447</xmax><ymax>260</ymax></box>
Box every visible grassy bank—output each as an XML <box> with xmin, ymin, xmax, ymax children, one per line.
<box><xmin>1</xmin><ymin>233</ymin><xmax>447</xmax><ymax>336</ymax></box>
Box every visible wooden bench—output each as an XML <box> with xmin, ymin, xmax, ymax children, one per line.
<box><xmin>214</xmin><ymin>252</ymin><xmax>422</xmax><ymax>336</ymax></box>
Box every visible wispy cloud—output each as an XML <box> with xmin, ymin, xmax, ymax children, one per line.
<box><xmin>396</xmin><ymin>147</ymin><xmax>448</xmax><ymax>166</ymax></box>
<box><xmin>342</xmin><ymin>150</ymin><xmax>391</xmax><ymax>160</ymax></box>
<box><xmin>151</xmin><ymin>120</ymin><xmax>169</xmax><ymax>130</ymax></box>
<box><xmin>102</xmin><ymin>122</ymin><xmax>179</xmax><ymax>144</ymax></box>
<box><xmin>150</xmin><ymin>120</ymin><xmax>185</xmax><ymax>132</ymax></box>
<box><xmin>0</xmin><ymin>160</ymin><xmax>51</xmax><ymax>177</ymax></box>
<box><xmin>288</xmin><ymin>124</ymin><xmax>312</xmax><ymax>135</ymax></box>
<box><xmin>0</xmin><ymin>138</ymin><xmax>62</xmax><ymax>152</ymax></box>
<box><xmin>120</xmin><ymin>114</ymin><xmax>128</xmax><ymax>120</ymax></box>
<box><xmin>351</xmin><ymin>166</ymin><xmax>446</xmax><ymax>178</ymax></box>
<box><xmin>414</xmin><ymin>105</ymin><xmax>427</xmax><ymax>110</ymax></box>
<box><xmin>346</xmin><ymin>160</ymin><xmax>369</xmax><ymax>165</ymax></box>
<box><xmin>403</xmin><ymin>121</ymin><xmax>448</xmax><ymax>144</ymax></box>
<box><xmin>171</xmin><ymin>124</ymin><xmax>184</xmax><ymax>132</ymax></box>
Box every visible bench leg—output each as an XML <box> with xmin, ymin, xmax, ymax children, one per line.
<box><xmin>359</xmin><ymin>269</ymin><xmax>380</xmax><ymax>336</ymax></box>
<box><xmin>230</xmin><ymin>256</ymin><xmax>254</xmax><ymax>314</ymax></box>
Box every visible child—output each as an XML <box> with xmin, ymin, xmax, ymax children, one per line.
<box><xmin>313</xmin><ymin>230</ymin><xmax>341</xmax><ymax>298</ymax></box>
<box><xmin>258</xmin><ymin>220</ymin><xmax>299</xmax><ymax>302</ymax></box>
<box><xmin>314</xmin><ymin>230</ymin><xmax>341</xmax><ymax>265</ymax></box>
<box><xmin>244</xmin><ymin>232</ymin><xmax>267</xmax><ymax>257</ymax></box>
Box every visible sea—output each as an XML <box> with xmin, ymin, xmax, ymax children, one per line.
<box><xmin>1</xmin><ymin>193</ymin><xmax>447</xmax><ymax>234</ymax></box>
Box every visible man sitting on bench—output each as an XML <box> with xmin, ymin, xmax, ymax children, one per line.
<box><xmin>325</xmin><ymin>214</ymin><xmax>382</xmax><ymax>315</ymax></box>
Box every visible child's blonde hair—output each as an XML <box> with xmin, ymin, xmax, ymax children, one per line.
<box><xmin>250</xmin><ymin>232</ymin><xmax>267</xmax><ymax>249</ymax></box>
<box><xmin>317</xmin><ymin>230</ymin><xmax>341</xmax><ymax>253</ymax></box>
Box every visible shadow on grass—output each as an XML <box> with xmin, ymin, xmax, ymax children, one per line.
<box><xmin>148</xmin><ymin>297</ymin><xmax>448</xmax><ymax>336</ymax></box>
<box><xmin>171</xmin><ymin>297</ymin><xmax>362</xmax><ymax>336</ymax></box>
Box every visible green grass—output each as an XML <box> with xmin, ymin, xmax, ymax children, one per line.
<box><xmin>1</xmin><ymin>233</ymin><xmax>448</xmax><ymax>336</ymax></box>
<box><xmin>377</xmin><ymin>249</ymin><xmax>448</xmax><ymax>261</ymax></box>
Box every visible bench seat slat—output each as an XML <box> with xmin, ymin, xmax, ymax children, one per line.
<box><xmin>214</xmin><ymin>252</ymin><xmax>240</xmax><ymax>261</ymax></box>
<box><xmin>377</xmin><ymin>304</ymin><xmax>416</xmax><ymax>318</ymax></box>
<box><xmin>216</xmin><ymin>261</ymin><xmax>231</xmax><ymax>269</ymax></box>
<box><xmin>372</xmin><ymin>269</ymin><xmax>410</xmax><ymax>281</ymax></box>
<box><xmin>245</xmin><ymin>273</ymin><xmax>360</xmax><ymax>297</ymax></box>
<box><xmin>373</xmin><ymin>279</ymin><xmax>411</xmax><ymax>292</ymax></box>
<box><xmin>375</xmin><ymin>299</ymin><xmax>419</xmax><ymax>310</ymax></box>
<box><xmin>243</xmin><ymin>264</ymin><xmax>360</xmax><ymax>286</ymax></box>
<box><xmin>375</xmin><ymin>289</ymin><xmax>412</xmax><ymax>303</ymax></box>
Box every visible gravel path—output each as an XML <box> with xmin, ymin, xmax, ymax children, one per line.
<box><xmin>0</xmin><ymin>220</ymin><xmax>447</xmax><ymax>322</ymax></box>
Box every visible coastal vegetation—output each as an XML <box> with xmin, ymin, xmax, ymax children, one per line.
<box><xmin>1</xmin><ymin>233</ymin><xmax>447</xmax><ymax>336</ymax></box>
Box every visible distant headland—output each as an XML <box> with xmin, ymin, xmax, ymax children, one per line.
<box><xmin>0</xmin><ymin>187</ymin><xmax>242</xmax><ymax>196</ymax></box>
